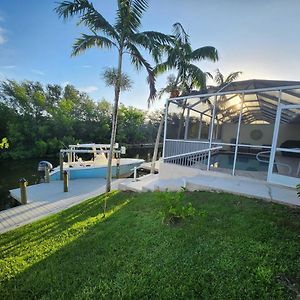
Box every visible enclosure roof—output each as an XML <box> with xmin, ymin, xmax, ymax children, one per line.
<box><xmin>172</xmin><ymin>79</ymin><xmax>300</xmax><ymax>124</ymax></box>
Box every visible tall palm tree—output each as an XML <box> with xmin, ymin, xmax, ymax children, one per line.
<box><xmin>55</xmin><ymin>0</ymin><xmax>172</xmax><ymax>192</ymax></box>
<box><xmin>150</xmin><ymin>23</ymin><xmax>218</xmax><ymax>171</ymax></box>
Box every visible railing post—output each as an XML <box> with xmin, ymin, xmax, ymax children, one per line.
<box><xmin>19</xmin><ymin>178</ymin><xmax>28</xmax><ymax>205</ymax></box>
<box><xmin>267</xmin><ymin>90</ymin><xmax>282</xmax><ymax>182</ymax></box>
<box><xmin>133</xmin><ymin>166</ymin><xmax>137</xmax><ymax>182</ymax></box>
<box><xmin>207</xmin><ymin>98</ymin><xmax>216</xmax><ymax>171</ymax></box>
<box><xmin>60</xmin><ymin>151</ymin><xmax>64</xmax><ymax>180</ymax></box>
<box><xmin>63</xmin><ymin>170</ymin><xmax>69</xmax><ymax>192</ymax></box>
<box><xmin>44</xmin><ymin>166</ymin><xmax>50</xmax><ymax>183</ymax></box>
<box><xmin>198</xmin><ymin>113</ymin><xmax>203</xmax><ymax>139</ymax></box>
<box><xmin>162</xmin><ymin>100</ymin><xmax>169</xmax><ymax>159</ymax></box>
<box><xmin>116</xmin><ymin>152</ymin><xmax>120</xmax><ymax>179</ymax></box>
<box><xmin>232</xmin><ymin>93</ymin><xmax>244</xmax><ymax>176</ymax></box>
<box><xmin>184</xmin><ymin>108</ymin><xmax>190</xmax><ymax>140</ymax></box>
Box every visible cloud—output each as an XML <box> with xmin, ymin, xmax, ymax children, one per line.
<box><xmin>1</xmin><ymin>65</ymin><xmax>16</xmax><ymax>69</ymax></box>
<box><xmin>31</xmin><ymin>69</ymin><xmax>45</xmax><ymax>76</ymax></box>
<box><xmin>78</xmin><ymin>85</ymin><xmax>98</xmax><ymax>93</ymax></box>
<box><xmin>82</xmin><ymin>65</ymin><xmax>92</xmax><ymax>68</ymax></box>
<box><xmin>0</xmin><ymin>27</ymin><xmax>5</xmax><ymax>45</ymax></box>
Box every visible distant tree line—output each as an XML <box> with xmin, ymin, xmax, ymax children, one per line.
<box><xmin>0</xmin><ymin>80</ymin><xmax>161</xmax><ymax>160</ymax></box>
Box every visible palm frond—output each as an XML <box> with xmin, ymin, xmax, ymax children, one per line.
<box><xmin>55</xmin><ymin>0</ymin><xmax>92</xmax><ymax>19</ymax></box>
<box><xmin>172</xmin><ymin>22</ymin><xmax>189</xmax><ymax>44</ymax></box>
<box><xmin>55</xmin><ymin>1</ymin><xmax>118</xmax><ymax>41</ymax></box>
<box><xmin>189</xmin><ymin>46</ymin><xmax>219</xmax><ymax>62</ymax></box>
<box><xmin>116</xmin><ymin>0</ymin><xmax>148</xmax><ymax>33</ymax></box>
<box><xmin>225</xmin><ymin>71</ymin><xmax>242</xmax><ymax>83</ymax></box>
<box><xmin>72</xmin><ymin>34</ymin><xmax>117</xmax><ymax>56</ymax></box>
<box><xmin>214</xmin><ymin>68</ymin><xmax>224</xmax><ymax>85</ymax></box>
<box><xmin>126</xmin><ymin>43</ymin><xmax>156</xmax><ymax>106</ymax></box>
<box><xmin>153</xmin><ymin>62</ymin><xmax>172</xmax><ymax>76</ymax></box>
<box><xmin>131</xmin><ymin>31</ymin><xmax>173</xmax><ymax>50</ymax></box>
<box><xmin>185</xmin><ymin>64</ymin><xmax>207</xmax><ymax>90</ymax></box>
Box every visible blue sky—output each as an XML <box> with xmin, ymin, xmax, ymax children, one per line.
<box><xmin>0</xmin><ymin>0</ymin><xmax>300</xmax><ymax>110</ymax></box>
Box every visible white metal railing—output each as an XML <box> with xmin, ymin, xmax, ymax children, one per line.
<box><xmin>256</xmin><ymin>150</ymin><xmax>292</xmax><ymax>175</ymax></box>
<box><xmin>164</xmin><ymin>139</ymin><xmax>210</xmax><ymax>158</ymax></box>
<box><xmin>164</xmin><ymin>146</ymin><xmax>222</xmax><ymax>168</ymax></box>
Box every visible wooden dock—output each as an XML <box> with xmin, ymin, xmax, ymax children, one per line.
<box><xmin>0</xmin><ymin>178</ymin><xmax>125</xmax><ymax>234</ymax></box>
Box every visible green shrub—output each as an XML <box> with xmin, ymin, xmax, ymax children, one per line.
<box><xmin>297</xmin><ymin>184</ymin><xmax>300</xmax><ymax>198</ymax></box>
<box><xmin>159</xmin><ymin>190</ymin><xmax>197</xmax><ymax>225</ymax></box>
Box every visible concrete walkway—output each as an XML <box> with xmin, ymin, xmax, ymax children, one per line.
<box><xmin>119</xmin><ymin>173</ymin><xmax>300</xmax><ymax>207</ymax></box>
<box><xmin>0</xmin><ymin>178</ymin><xmax>125</xmax><ymax>234</ymax></box>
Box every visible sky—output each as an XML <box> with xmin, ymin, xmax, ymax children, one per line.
<box><xmin>0</xmin><ymin>0</ymin><xmax>300</xmax><ymax>110</ymax></box>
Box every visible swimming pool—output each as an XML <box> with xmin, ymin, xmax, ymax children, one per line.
<box><xmin>210</xmin><ymin>152</ymin><xmax>269</xmax><ymax>172</ymax></box>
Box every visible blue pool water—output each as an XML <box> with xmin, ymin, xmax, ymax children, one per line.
<box><xmin>210</xmin><ymin>153</ymin><xmax>268</xmax><ymax>172</ymax></box>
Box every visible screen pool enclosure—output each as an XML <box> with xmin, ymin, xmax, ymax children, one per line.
<box><xmin>162</xmin><ymin>79</ymin><xmax>300</xmax><ymax>188</ymax></box>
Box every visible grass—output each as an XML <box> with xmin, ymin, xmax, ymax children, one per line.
<box><xmin>0</xmin><ymin>191</ymin><xmax>300</xmax><ymax>299</ymax></box>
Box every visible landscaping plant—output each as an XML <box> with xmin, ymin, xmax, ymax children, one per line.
<box><xmin>159</xmin><ymin>190</ymin><xmax>197</xmax><ymax>225</ymax></box>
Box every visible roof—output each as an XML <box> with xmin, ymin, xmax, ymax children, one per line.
<box><xmin>171</xmin><ymin>79</ymin><xmax>300</xmax><ymax>124</ymax></box>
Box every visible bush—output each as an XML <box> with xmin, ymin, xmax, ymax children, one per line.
<box><xmin>159</xmin><ymin>190</ymin><xmax>197</xmax><ymax>225</ymax></box>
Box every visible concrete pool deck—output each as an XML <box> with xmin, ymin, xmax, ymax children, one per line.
<box><xmin>119</xmin><ymin>165</ymin><xmax>300</xmax><ymax>207</ymax></box>
<box><xmin>0</xmin><ymin>178</ymin><xmax>126</xmax><ymax>234</ymax></box>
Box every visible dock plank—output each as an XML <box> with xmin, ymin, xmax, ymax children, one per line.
<box><xmin>0</xmin><ymin>178</ymin><xmax>125</xmax><ymax>234</ymax></box>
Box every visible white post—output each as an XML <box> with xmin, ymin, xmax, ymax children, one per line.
<box><xmin>162</xmin><ymin>100</ymin><xmax>169</xmax><ymax>159</ymax></box>
<box><xmin>267</xmin><ymin>90</ymin><xmax>282</xmax><ymax>182</ymax></box>
<box><xmin>207</xmin><ymin>97</ymin><xmax>216</xmax><ymax>171</ymax></box>
<box><xmin>232</xmin><ymin>93</ymin><xmax>244</xmax><ymax>176</ymax></box>
<box><xmin>215</xmin><ymin>118</ymin><xmax>219</xmax><ymax>140</ymax></box>
<box><xmin>133</xmin><ymin>166</ymin><xmax>137</xmax><ymax>182</ymax></box>
<box><xmin>184</xmin><ymin>108</ymin><xmax>190</xmax><ymax>140</ymax></box>
<box><xmin>198</xmin><ymin>113</ymin><xmax>203</xmax><ymax>139</ymax></box>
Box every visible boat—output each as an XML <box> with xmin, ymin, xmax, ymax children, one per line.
<box><xmin>40</xmin><ymin>143</ymin><xmax>144</xmax><ymax>180</ymax></box>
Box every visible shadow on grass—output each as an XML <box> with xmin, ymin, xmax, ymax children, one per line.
<box><xmin>1</xmin><ymin>191</ymin><xmax>300</xmax><ymax>299</ymax></box>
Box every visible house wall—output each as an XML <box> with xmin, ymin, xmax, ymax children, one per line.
<box><xmin>221</xmin><ymin>124</ymin><xmax>300</xmax><ymax>146</ymax></box>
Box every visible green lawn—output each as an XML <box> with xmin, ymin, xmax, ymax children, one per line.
<box><xmin>0</xmin><ymin>191</ymin><xmax>299</xmax><ymax>299</ymax></box>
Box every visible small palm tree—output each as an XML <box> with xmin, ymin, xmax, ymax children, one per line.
<box><xmin>214</xmin><ymin>69</ymin><xmax>242</xmax><ymax>85</ymax></box>
<box><xmin>213</xmin><ymin>69</ymin><xmax>242</xmax><ymax>134</ymax></box>
<box><xmin>55</xmin><ymin>0</ymin><xmax>172</xmax><ymax>192</ymax></box>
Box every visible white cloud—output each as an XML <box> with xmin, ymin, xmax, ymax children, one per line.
<box><xmin>31</xmin><ymin>69</ymin><xmax>45</xmax><ymax>76</ymax></box>
<box><xmin>78</xmin><ymin>86</ymin><xmax>98</xmax><ymax>93</ymax></box>
<box><xmin>82</xmin><ymin>65</ymin><xmax>92</xmax><ymax>68</ymax></box>
<box><xmin>1</xmin><ymin>65</ymin><xmax>16</xmax><ymax>69</ymax></box>
<box><xmin>0</xmin><ymin>27</ymin><xmax>5</xmax><ymax>45</ymax></box>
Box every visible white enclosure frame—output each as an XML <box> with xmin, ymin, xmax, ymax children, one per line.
<box><xmin>162</xmin><ymin>83</ymin><xmax>300</xmax><ymax>187</ymax></box>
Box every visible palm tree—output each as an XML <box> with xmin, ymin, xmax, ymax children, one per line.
<box><xmin>55</xmin><ymin>0</ymin><xmax>172</xmax><ymax>192</ymax></box>
<box><xmin>214</xmin><ymin>68</ymin><xmax>242</xmax><ymax>86</ymax></box>
<box><xmin>213</xmin><ymin>69</ymin><xmax>242</xmax><ymax>137</ymax></box>
<box><xmin>150</xmin><ymin>23</ymin><xmax>218</xmax><ymax>171</ymax></box>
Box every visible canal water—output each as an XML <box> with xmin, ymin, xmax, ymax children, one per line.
<box><xmin>0</xmin><ymin>147</ymin><xmax>160</xmax><ymax>211</ymax></box>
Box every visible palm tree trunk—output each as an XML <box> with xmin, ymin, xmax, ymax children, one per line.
<box><xmin>150</xmin><ymin>112</ymin><xmax>164</xmax><ymax>173</ymax></box>
<box><xmin>106</xmin><ymin>49</ymin><xmax>123</xmax><ymax>194</ymax></box>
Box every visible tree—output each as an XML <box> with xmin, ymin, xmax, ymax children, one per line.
<box><xmin>214</xmin><ymin>69</ymin><xmax>242</xmax><ymax>86</ymax></box>
<box><xmin>55</xmin><ymin>0</ymin><xmax>172</xmax><ymax>192</ymax></box>
<box><xmin>151</xmin><ymin>23</ymin><xmax>218</xmax><ymax>171</ymax></box>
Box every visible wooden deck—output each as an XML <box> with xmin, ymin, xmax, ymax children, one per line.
<box><xmin>0</xmin><ymin>178</ymin><xmax>125</xmax><ymax>234</ymax></box>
